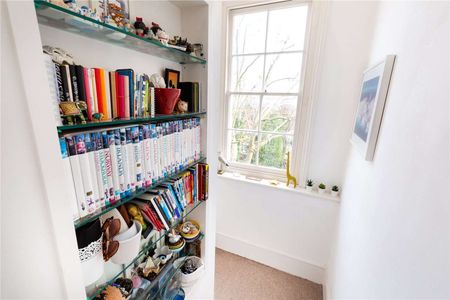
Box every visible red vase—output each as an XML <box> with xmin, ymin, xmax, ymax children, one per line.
<box><xmin>155</xmin><ymin>88</ymin><xmax>181</xmax><ymax>115</ymax></box>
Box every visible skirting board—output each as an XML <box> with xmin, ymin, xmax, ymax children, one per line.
<box><xmin>216</xmin><ymin>232</ymin><xmax>325</xmax><ymax>284</ymax></box>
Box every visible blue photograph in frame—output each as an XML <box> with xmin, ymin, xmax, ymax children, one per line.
<box><xmin>351</xmin><ymin>55</ymin><xmax>395</xmax><ymax>161</ymax></box>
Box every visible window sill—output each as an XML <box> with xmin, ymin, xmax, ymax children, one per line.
<box><xmin>218</xmin><ymin>171</ymin><xmax>341</xmax><ymax>203</ymax></box>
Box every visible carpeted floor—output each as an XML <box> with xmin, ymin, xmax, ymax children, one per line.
<box><xmin>214</xmin><ymin>248</ymin><xmax>323</xmax><ymax>300</ymax></box>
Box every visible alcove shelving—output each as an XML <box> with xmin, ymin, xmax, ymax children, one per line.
<box><xmin>31</xmin><ymin>0</ymin><xmax>212</xmax><ymax>298</ymax></box>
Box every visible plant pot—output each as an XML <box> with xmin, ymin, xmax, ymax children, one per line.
<box><xmin>110</xmin><ymin>221</ymin><xmax>142</xmax><ymax>264</ymax></box>
<box><xmin>155</xmin><ymin>88</ymin><xmax>181</xmax><ymax>115</ymax></box>
<box><xmin>306</xmin><ymin>186</ymin><xmax>313</xmax><ymax>192</ymax></box>
<box><xmin>173</xmin><ymin>256</ymin><xmax>205</xmax><ymax>288</ymax></box>
<box><xmin>331</xmin><ymin>190</ymin><xmax>339</xmax><ymax>197</ymax></box>
<box><xmin>318</xmin><ymin>188</ymin><xmax>326</xmax><ymax>194</ymax></box>
<box><xmin>76</xmin><ymin>219</ymin><xmax>104</xmax><ymax>286</ymax></box>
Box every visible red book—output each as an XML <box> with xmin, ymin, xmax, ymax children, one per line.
<box><xmin>94</xmin><ymin>68</ymin><xmax>107</xmax><ymax>117</ymax></box>
<box><xmin>83</xmin><ymin>68</ymin><xmax>92</xmax><ymax>121</ymax></box>
<box><xmin>117</xmin><ymin>74</ymin><xmax>125</xmax><ymax>118</ymax></box>
<box><xmin>141</xmin><ymin>204</ymin><xmax>162</xmax><ymax>231</ymax></box>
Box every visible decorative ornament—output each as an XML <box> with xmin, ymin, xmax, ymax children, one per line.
<box><xmin>286</xmin><ymin>151</ymin><xmax>297</xmax><ymax>188</ymax></box>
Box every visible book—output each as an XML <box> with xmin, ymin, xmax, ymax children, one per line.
<box><xmin>94</xmin><ymin>68</ymin><xmax>105</xmax><ymax>117</ymax></box>
<box><xmin>95</xmin><ymin>132</ymin><xmax>109</xmax><ymax>207</ymax></box>
<box><xmin>114</xmin><ymin>129</ymin><xmax>126</xmax><ymax>198</ymax></box>
<box><xmin>58</xmin><ymin>137</ymin><xmax>80</xmax><ymax>221</ymax></box>
<box><xmin>66</xmin><ymin>136</ymin><xmax>88</xmax><ymax>217</ymax></box>
<box><xmin>179</xmin><ymin>82</ymin><xmax>200</xmax><ymax>112</ymax></box>
<box><xmin>85</xmin><ymin>133</ymin><xmax>100</xmax><ymax>209</ymax></box>
<box><xmin>60</xmin><ymin>64</ymin><xmax>73</xmax><ymax>101</ymax></box>
<box><xmin>75</xmin><ymin>65</ymin><xmax>87</xmax><ymax>103</ymax></box>
<box><xmin>43</xmin><ymin>54</ymin><xmax>62</xmax><ymax>126</ymax></box>
<box><xmin>91</xmin><ymin>133</ymin><xmax>105</xmax><ymax>207</ymax></box>
<box><xmin>117</xmin><ymin>74</ymin><xmax>125</xmax><ymax>118</ymax></box>
<box><xmin>108</xmin><ymin>131</ymin><xmax>121</xmax><ymax>201</ymax></box>
<box><xmin>124</xmin><ymin>76</ymin><xmax>130</xmax><ymax>118</ymax></box>
<box><xmin>75</xmin><ymin>134</ymin><xmax>96</xmax><ymax>213</ymax></box>
<box><xmin>89</xmin><ymin>69</ymin><xmax>99</xmax><ymax>114</ymax></box>
<box><xmin>83</xmin><ymin>67</ymin><xmax>93</xmax><ymax>121</ymax></box>
<box><xmin>116</xmin><ymin>69</ymin><xmax>134</xmax><ymax>118</ymax></box>
<box><xmin>110</xmin><ymin>71</ymin><xmax>118</xmax><ymax>119</ymax></box>
<box><xmin>103</xmin><ymin>69</ymin><xmax>112</xmax><ymax>120</ymax></box>
<box><xmin>126</xmin><ymin>127</ymin><xmax>136</xmax><ymax>192</ymax></box>
<box><xmin>101</xmin><ymin>131</ymin><xmax>115</xmax><ymax>204</ymax></box>
<box><xmin>69</xmin><ymin>65</ymin><xmax>79</xmax><ymax>101</ymax></box>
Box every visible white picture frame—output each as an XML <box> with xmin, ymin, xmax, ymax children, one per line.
<box><xmin>351</xmin><ymin>55</ymin><xmax>396</xmax><ymax>161</ymax></box>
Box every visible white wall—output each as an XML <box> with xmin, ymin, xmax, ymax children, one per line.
<box><xmin>215</xmin><ymin>1</ymin><xmax>377</xmax><ymax>284</ymax></box>
<box><xmin>1</xmin><ymin>2</ymin><xmax>67</xmax><ymax>298</ymax></box>
<box><xmin>326</xmin><ymin>1</ymin><xmax>450</xmax><ymax>298</ymax></box>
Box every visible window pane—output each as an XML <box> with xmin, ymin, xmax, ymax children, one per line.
<box><xmin>229</xmin><ymin>95</ymin><xmax>260</xmax><ymax>130</ymax></box>
<box><xmin>258</xmin><ymin>134</ymin><xmax>293</xmax><ymax>169</ymax></box>
<box><xmin>266</xmin><ymin>6</ymin><xmax>308</xmax><ymax>52</ymax></box>
<box><xmin>232</xmin><ymin>11</ymin><xmax>267</xmax><ymax>54</ymax></box>
<box><xmin>261</xmin><ymin>96</ymin><xmax>297</xmax><ymax>134</ymax></box>
<box><xmin>230</xmin><ymin>55</ymin><xmax>264</xmax><ymax>92</ymax></box>
<box><xmin>264</xmin><ymin>53</ymin><xmax>303</xmax><ymax>93</ymax></box>
<box><xmin>229</xmin><ymin>130</ymin><xmax>258</xmax><ymax>165</ymax></box>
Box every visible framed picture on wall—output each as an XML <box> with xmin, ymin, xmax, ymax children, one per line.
<box><xmin>165</xmin><ymin>69</ymin><xmax>180</xmax><ymax>89</ymax></box>
<box><xmin>351</xmin><ymin>55</ymin><xmax>396</xmax><ymax>161</ymax></box>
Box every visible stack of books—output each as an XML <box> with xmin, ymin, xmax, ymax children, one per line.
<box><xmin>58</xmin><ymin>118</ymin><xmax>202</xmax><ymax>221</ymax></box>
<box><xmin>133</xmin><ymin>165</ymin><xmax>209</xmax><ymax>231</ymax></box>
<box><xmin>44</xmin><ymin>53</ymin><xmax>156</xmax><ymax>124</ymax></box>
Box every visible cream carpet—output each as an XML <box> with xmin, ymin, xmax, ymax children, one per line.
<box><xmin>214</xmin><ymin>248</ymin><xmax>323</xmax><ymax>300</ymax></box>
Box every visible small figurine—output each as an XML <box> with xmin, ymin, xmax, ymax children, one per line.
<box><xmin>133</xmin><ymin>17</ymin><xmax>147</xmax><ymax>37</ymax></box>
<box><xmin>92</xmin><ymin>112</ymin><xmax>103</xmax><ymax>121</ymax></box>
<box><xmin>192</xmin><ymin>43</ymin><xmax>204</xmax><ymax>57</ymax></box>
<box><xmin>175</xmin><ymin>99</ymin><xmax>188</xmax><ymax>114</ymax></box>
<box><xmin>167</xmin><ymin>230</ymin><xmax>185</xmax><ymax>252</ymax></box>
<box><xmin>286</xmin><ymin>151</ymin><xmax>297</xmax><ymax>188</ymax></box>
<box><xmin>108</xmin><ymin>3</ymin><xmax>129</xmax><ymax>28</ymax></box>
<box><xmin>43</xmin><ymin>46</ymin><xmax>75</xmax><ymax>65</ymax></box>
<box><xmin>126</xmin><ymin>203</ymin><xmax>147</xmax><ymax>231</ymax></box>
<box><xmin>150</xmin><ymin>22</ymin><xmax>169</xmax><ymax>45</ymax></box>
<box><xmin>78</xmin><ymin>5</ymin><xmax>89</xmax><ymax>16</ymax></box>
<box><xmin>149</xmin><ymin>73</ymin><xmax>166</xmax><ymax>88</ymax></box>
<box><xmin>89</xmin><ymin>8</ymin><xmax>102</xmax><ymax>23</ymax></box>
<box><xmin>59</xmin><ymin>101</ymin><xmax>87</xmax><ymax>125</ymax></box>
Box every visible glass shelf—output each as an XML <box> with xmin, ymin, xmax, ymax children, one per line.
<box><xmin>88</xmin><ymin>204</ymin><xmax>205</xmax><ymax>300</ymax></box>
<box><xmin>57</xmin><ymin>112</ymin><xmax>207</xmax><ymax>134</ymax></box>
<box><xmin>74</xmin><ymin>157</ymin><xmax>206</xmax><ymax>229</ymax></box>
<box><xmin>34</xmin><ymin>0</ymin><xmax>207</xmax><ymax>65</ymax></box>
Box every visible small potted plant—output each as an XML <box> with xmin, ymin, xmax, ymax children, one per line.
<box><xmin>331</xmin><ymin>185</ymin><xmax>339</xmax><ymax>197</ymax></box>
<box><xmin>306</xmin><ymin>179</ymin><xmax>314</xmax><ymax>192</ymax></box>
<box><xmin>318</xmin><ymin>183</ymin><xmax>326</xmax><ymax>194</ymax></box>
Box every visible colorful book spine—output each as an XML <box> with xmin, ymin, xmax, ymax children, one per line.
<box><xmin>132</xmin><ymin>126</ymin><xmax>143</xmax><ymax>189</ymax></box>
<box><xmin>108</xmin><ymin>131</ymin><xmax>121</xmax><ymax>201</ymax></box>
<box><xmin>83</xmin><ymin>67</ymin><xmax>93</xmax><ymax>121</ymax></box>
<box><xmin>85</xmin><ymin>134</ymin><xmax>100</xmax><ymax>209</ymax></box>
<box><xmin>95</xmin><ymin>132</ymin><xmax>109</xmax><ymax>207</ymax></box>
<box><xmin>59</xmin><ymin>137</ymin><xmax>80</xmax><ymax>221</ymax></box>
<box><xmin>126</xmin><ymin>127</ymin><xmax>136</xmax><ymax>192</ymax></box>
<box><xmin>120</xmin><ymin>128</ymin><xmax>131</xmax><ymax>196</ymax></box>
<box><xmin>114</xmin><ymin>129</ymin><xmax>126</xmax><ymax>198</ymax></box>
<box><xmin>75</xmin><ymin>134</ymin><xmax>96</xmax><ymax>213</ymax></box>
<box><xmin>91</xmin><ymin>133</ymin><xmax>104</xmax><ymax>208</ymax></box>
<box><xmin>101</xmin><ymin>131</ymin><xmax>115</xmax><ymax>204</ymax></box>
<box><xmin>66</xmin><ymin>137</ymin><xmax>88</xmax><ymax>217</ymax></box>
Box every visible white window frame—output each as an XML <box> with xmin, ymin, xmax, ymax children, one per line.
<box><xmin>219</xmin><ymin>0</ymin><xmax>329</xmax><ymax>185</ymax></box>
